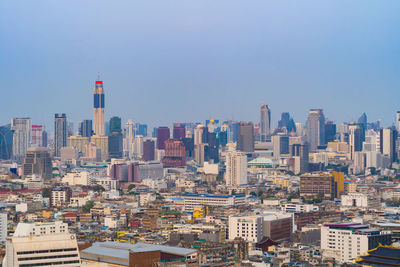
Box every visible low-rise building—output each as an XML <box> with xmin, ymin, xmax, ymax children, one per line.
<box><xmin>321</xmin><ymin>223</ymin><xmax>392</xmax><ymax>263</ymax></box>
<box><xmin>183</xmin><ymin>193</ymin><xmax>246</xmax><ymax>212</ymax></box>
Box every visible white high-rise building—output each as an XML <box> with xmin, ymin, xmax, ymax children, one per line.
<box><xmin>194</xmin><ymin>125</ymin><xmax>204</xmax><ymax>145</ymax></box>
<box><xmin>363</xmin><ymin>130</ymin><xmax>378</xmax><ymax>152</ymax></box>
<box><xmin>4</xmin><ymin>221</ymin><xmax>80</xmax><ymax>267</ymax></box>
<box><xmin>11</xmin><ymin>118</ymin><xmax>32</xmax><ymax>160</ymax></box>
<box><xmin>260</xmin><ymin>102</ymin><xmax>271</xmax><ymax>142</ymax></box>
<box><xmin>295</xmin><ymin>122</ymin><xmax>303</xmax><ymax>136</ymax></box>
<box><xmin>225</xmin><ymin>150</ymin><xmax>248</xmax><ymax>186</ymax></box>
<box><xmin>396</xmin><ymin>111</ymin><xmax>400</xmax><ymax>132</ymax></box>
<box><xmin>133</xmin><ymin>135</ymin><xmax>144</xmax><ymax>158</ymax></box>
<box><xmin>124</xmin><ymin>119</ymin><xmax>135</xmax><ymax>158</ymax></box>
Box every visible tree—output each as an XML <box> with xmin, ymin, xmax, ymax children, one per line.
<box><xmin>42</xmin><ymin>187</ymin><xmax>51</xmax><ymax>198</ymax></box>
<box><xmin>128</xmin><ymin>184</ymin><xmax>136</xmax><ymax>191</ymax></box>
<box><xmin>93</xmin><ymin>185</ymin><xmax>105</xmax><ymax>193</ymax></box>
<box><xmin>81</xmin><ymin>200</ymin><xmax>95</xmax><ymax>213</ymax></box>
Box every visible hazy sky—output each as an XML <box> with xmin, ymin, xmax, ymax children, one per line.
<box><xmin>1</xmin><ymin>0</ymin><xmax>400</xmax><ymax>131</ymax></box>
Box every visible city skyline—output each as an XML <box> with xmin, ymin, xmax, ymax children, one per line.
<box><xmin>1</xmin><ymin>1</ymin><xmax>400</xmax><ymax>128</ymax></box>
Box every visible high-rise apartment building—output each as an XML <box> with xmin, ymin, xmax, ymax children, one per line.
<box><xmin>306</xmin><ymin>109</ymin><xmax>325</xmax><ymax>151</ymax></box>
<box><xmin>225</xmin><ymin>150</ymin><xmax>248</xmax><ymax>187</ymax></box>
<box><xmin>78</xmin><ymin>120</ymin><xmax>93</xmax><ymax>137</ymax></box>
<box><xmin>93</xmin><ymin>80</ymin><xmax>105</xmax><ymax>136</ymax></box>
<box><xmin>260</xmin><ymin>103</ymin><xmax>271</xmax><ymax>142</ymax></box>
<box><xmin>4</xmin><ymin>221</ymin><xmax>80</xmax><ymax>267</ymax></box>
<box><xmin>54</xmin><ymin>113</ymin><xmax>67</xmax><ymax>157</ymax></box>
<box><xmin>237</xmin><ymin>122</ymin><xmax>254</xmax><ymax>153</ymax></box>
<box><xmin>22</xmin><ymin>147</ymin><xmax>52</xmax><ymax>180</ymax></box>
<box><xmin>0</xmin><ymin>124</ymin><xmax>13</xmax><ymax>160</ymax></box>
<box><xmin>156</xmin><ymin>127</ymin><xmax>170</xmax><ymax>150</ymax></box>
<box><xmin>11</xmin><ymin>118</ymin><xmax>31</xmax><ymax>161</ymax></box>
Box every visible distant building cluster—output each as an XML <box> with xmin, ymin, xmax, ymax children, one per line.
<box><xmin>2</xmin><ymin>80</ymin><xmax>400</xmax><ymax>266</ymax></box>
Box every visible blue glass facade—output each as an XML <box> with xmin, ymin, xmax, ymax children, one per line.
<box><xmin>93</xmin><ymin>93</ymin><xmax>105</xmax><ymax>108</ymax></box>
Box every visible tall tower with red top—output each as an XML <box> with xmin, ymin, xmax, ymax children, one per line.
<box><xmin>93</xmin><ymin>80</ymin><xmax>105</xmax><ymax>136</ymax></box>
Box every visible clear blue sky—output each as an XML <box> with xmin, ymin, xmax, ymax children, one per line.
<box><xmin>1</xmin><ymin>0</ymin><xmax>400</xmax><ymax>131</ymax></box>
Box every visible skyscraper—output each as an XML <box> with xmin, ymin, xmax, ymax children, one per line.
<box><xmin>54</xmin><ymin>113</ymin><xmax>67</xmax><ymax>157</ymax></box>
<box><xmin>109</xmin><ymin>116</ymin><xmax>122</xmax><ymax>133</ymax></box>
<box><xmin>278</xmin><ymin>112</ymin><xmax>296</xmax><ymax>133</ymax></box>
<box><xmin>349</xmin><ymin>124</ymin><xmax>363</xmax><ymax>160</ymax></box>
<box><xmin>162</xmin><ymin>140</ymin><xmax>186</xmax><ymax>167</ymax></box>
<box><xmin>237</xmin><ymin>122</ymin><xmax>254</xmax><ymax>153</ymax></box>
<box><xmin>93</xmin><ymin>80</ymin><xmax>105</xmax><ymax>136</ymax></box>
<box><xmin>379</xmin><ymin>128</ymin><xmax>397</xmax><ymax>163</ymax></box>
<box><xmin>396</xmin><ymin>111</ymin><xmax>400</xmax><ymax>132</ymax></box>
<box><xmin>306</xmin><ymin>109</ymin><xmax>325</xmax><ymax>151</ymax></box>
<box><xmin>173</xmin><ymin>126</ymin><xmax>186</xmax><ymax>139</ymax></box>
<box><xmin>325</xmin><ymin>121</ymin><xmax>336</xmax><ymax>143</ymax></box>
<box><xmin>142</xmin><ymin>139</ymin><xmax>155</xmax><ymax>161</ymax></box>
<box><xmin>0</xmin><ymin>124</ymin><xmax>13</xmax><ymax>160</ymax></box>
<box><xmin>124</xmin><ymin>119</ymin><xmax>134</xmax><ymax>158</ymax></box>
<box><xmin>108</xmin><ymin>117</ymin><xmax>123</xmax><ymax>158</ymax></box>
<box><xmin>156</xmin><ymin>127</ymin><xmax>170</xmax><ymax>150</ymax></box>
<box><xmin>78</xmin><ymin>120</ymin><xmax>93</xmax><ymax>137</ymax></box>
<box><xmin>260</xmin><ymin>103</ymin><xmax>271</xmax><ymax>142</ymax></box>
<box><xmin>31</xmin><ymin>125</ymin><xmax>43</xmax><ymax>147</ymax></box>
<box><xmin>11</xmin><ymin>118</ymin><xmax>31</xmax><ymax>161</ymax></box>
<box><xmin>272</xmin><ymin>134</ymin><xmax>289</xmax><ymax>160</ymax></box>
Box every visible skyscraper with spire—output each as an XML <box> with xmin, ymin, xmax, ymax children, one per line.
<box><xmin>93</xmin><ymin>80</ymin><xmax>105</xmax><ymax>136</ymax></box>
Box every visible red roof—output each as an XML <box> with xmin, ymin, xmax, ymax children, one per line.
<box><xmin>64</xmin><ymin>212</ymin><xmax>77</xmax><ymax>218</ymax></box>
<box><xmin>95</xmin><ymin>81</ymin><xmax>103</xmax><ymax>84</ymax></box>
<box><xmin>0</xmin><ymin>189</ymin><xmax>41</xmax><ymax>194</ymax></box>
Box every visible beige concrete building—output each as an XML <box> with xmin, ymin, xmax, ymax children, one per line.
<box><xmin>4</xmin><ymin>221</ymin><xmax>80</xmax><ymax>267</ymax></box>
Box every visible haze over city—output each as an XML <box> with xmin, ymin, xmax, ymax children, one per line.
<box><xmin>1</xmin><ymin>0</ymin><xmax>400</xmax><ymax>129</ymax></box>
